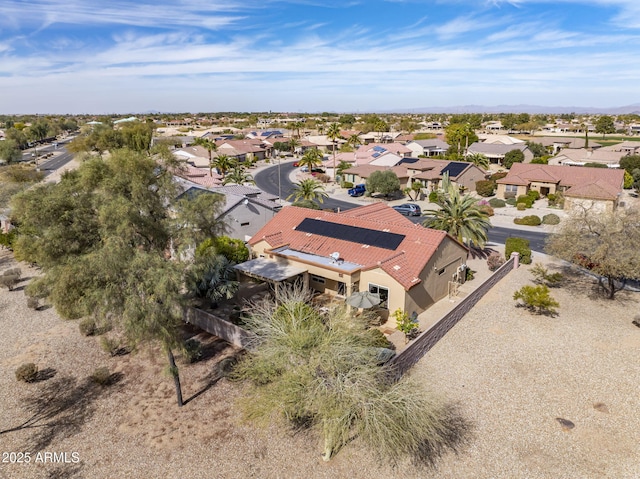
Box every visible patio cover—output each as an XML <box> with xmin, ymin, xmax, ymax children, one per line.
<box><xmin>234</xmin><ymin>258</ymin><xmax>307</xmax><ymax>282</ymax></box>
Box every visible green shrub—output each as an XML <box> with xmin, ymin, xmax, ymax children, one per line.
<box><xmin>489</xmin><ymin>171</ymin><xmax>508</xmax><ymax>181</ymax></box>
<box><xmin>506</xmin><ymin>198</ymin><xmax>517</xmax><ymax>206</ymax></box>
<box><xmin>341</xmin><ymin>181</ymin><xmax>353</xmax><ymax>189</ymax></box>
<box><xmin>0</xmin><ymin>229</ymin><xmax>17</xmax><ymax>250</ymax></box>
<box><xmin>465</xmin><ymin>268</ymin><xmax>476</xmax><ymax>281</ymax></box>
<box><xmin>542</xmin><ymin>213</ymin><xmax>560</xmax><ymax>225</ymax></box>
<box><xmin>394</xmin><ymin>308</ymin><xmax>418</xmax><ymax>343</ymax></box>
<box><xmin>90</xmin><ymin>367</ymin><xmax>113</xmax><ymax>386</ymax></box>
<box><xmin>489</xmin><ymin>198</ymin><xmax>506</xmax><ymax>208</ymax></box>
<box><xmin>182</xmin><ymin>338</ymin><xmax>203</xmax><ymax>364</ymax></box>
<box><xmin>79</xmin><ymin>318</ymin><xmax>97</xmax><ymax>336</ymax></box>
<box><xmin>475</xmin><ymin>180</ymin><xmax>495</xmax><ymax>197</ymax></box>
<box><xmin>516</xmin><ymin>203</ymin><xmax>526</xmax><ymax>211</ymax></box>
<box><xmin>15</xmin><ymin>363</ymin><xmax>38</xmax><ymax>383</ymax></box>
<box><xmin>100</xmin><ymin>336</ymin><xmax>127</xmax><ymax>356</ymax></box>
<box><xmin>531</xmin><ymin>263</ymin><xmax>563</xmax><ymax>287</ymax></box>
<box><xmin>513</xmin><ymin>284</ymin><xmax>559</xmax><ymax>315</ymax></box>
<box><xmin>365</xmin><ymin>329</ymin><xmax>394</xmax><ymax>349</ymax></box>
<box><xmin>527</xmin><ymin>190</ymin><xmax>540</xmax><ymax>201</ymax></box>
<box><xmin>514</xmin><ymin>215</ymin><xmax>542</xmax><ymax>226</ymax></box>
<box><xmin>428</xmin><ymin>191</ymin><xmax>438</xmax><ymax>203</ymax></box>
<box><xmin>516</xmin><ymin>195</ymin><xmax>533</xmax><ymax>208</ymax></box>
<box><xmin>505</xmin><ymin>237</ymin><xmax>532</xmax><ymax>264</ymax></box>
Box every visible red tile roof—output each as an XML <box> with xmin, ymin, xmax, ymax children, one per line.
<box><xmin>497</xmin><ymin>163</ymin><xmax>624</xmax><ymax>201</ymax></box>
<box><xmin>249</xmin><ymin>203</ymin><xmax>465</xmax><ymax>290</ymax></box>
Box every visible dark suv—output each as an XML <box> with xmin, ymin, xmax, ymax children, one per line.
<box><xmin>392</xmin><ymin>203</ymin><xmax>422</xmax><ymax>216</ymax></box>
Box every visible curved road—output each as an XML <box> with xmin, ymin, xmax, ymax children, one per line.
<box><xmin>255</xmin><ymin>160</ymin><xmax>550</xmax><ymax>251</ymax></box>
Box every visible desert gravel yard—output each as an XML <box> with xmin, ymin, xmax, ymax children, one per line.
<box><xmin>1</xmin><ymin>248</ymin><xmax>639</xmax><ymax>479</ymax></box>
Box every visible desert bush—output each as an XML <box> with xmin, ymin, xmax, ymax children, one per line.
<box><xmin>516</xmin><ymin>203</ymin><xmax>526</xmax><ymax>211</ymax></box>
<box><xmin>100</xmin><ymin>336</ymin><xmax>126</xmax><ymax>356</ymax></box>
<box><xmin>341</xmin><ymin>181</ymin><xmax>353</xmax><ymax>189</ymax></box>
<box><xmin>516</xmin><ymin>195</ymin><xmax>533</xmax><ymax>208</ymax></box>
<box><xmin>26</xmin><ymin>296</ymin><xmax>39</xmax><ymax>310</ymax></box>
<box><xmin>182</xmin><ymin>338</ymin><xmax>203</xmax><ymax>364</ymax></box>
<box><xmin>506</xmin><ymin>198</ymin><xmax>517</xmax><ymax>206</ymax></box>
<box><xmin>489</xmin><ymin>171</ymin><xmax>508</xmax><ymax>181</ymax></box>
<box><xmin>0</xmin><ymin>274</ymin><xmax>19</xmax><ymax>291</ymax></box>
<box><xmin>475</xmin><ymin>180</ymin><xmax>495</xmax><ymax>197</ymax></box>
<box><xmin>79</xmin><ymin>318</ymin><xmax>97</xmax><ymax>337</ymax></box>
<box><xmin>465</xmin><ymin>268</ymin><xmax>475</xmax><ymax>281</ymax></box>
<box><xmin>315</xmin><ymin>173</ymin><xmax>331</xmax><ymax>183</ymax></box>
<box><xmin>90</xmin><ymin>366</ymin><xmax>112</xmax><ymax>385</ymax></box>
<box><xmin>531</xmin><ymin>263</ymin><xmax>563</xmax><ymax>287</ymax></box>
<box><xmin>477</xmin><ymin>204</ymin><xmax>494</xmax><ymax>217</ymax></box>
<box><xmin>514</xmin><ymin>215</ymin><xmax>542</xmax><ymax>226</ymax></box>
<box><xmin>428</xmin><ymin>191</ymin><xmax>438</xmax><ymax>203</ymax></box>
<box><xmin>505</xmin><ymin>237</ymin><xmax>532</xmax><ymax>264</ymax></box>
<box><xmin>15</xmin><ymin>363</ymin><xmax>38</xmax><ymax>383</ymax></box>
<box><xmin>487</xmin><ymin>251</ymin><xmax>506</xmax><ymax>271</ymax></box>
<box><xmin>364</xmin><ymin>328</ymin><xmax>394</xmax><ymax>349</ymax></box>
<box><xmin>489</xmin><ymin>198</ymin><xmax>506</xmax><ymax>208</ymax></box>
<box><xmin>513</xmin><ymin>284</ymin><xmax>559</xmax><ymax>315</ymax></box>
<box><xmin>542</xmin><ymin>213</ymin><xmax>561</xmax><ymax>225</ymax></box>
<box><xmin>527</xmin><ymin>190</ymin><xmax>540</xmax><ymax>201</ymax></box>
<box><xmin>394</xmin><ymin>308</ymin><xmax>418</xmax><ymax>343</ymax></box>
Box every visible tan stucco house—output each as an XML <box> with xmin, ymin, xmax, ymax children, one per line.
<box><xmin>237</xmin><ymin>203</ymin><xmax>469</xmax><ymax>320</ymax></box>
<box><xmin>495</xmin><ymin>163</ymin><xmax>625</xmax><ymax>213</ymax></box>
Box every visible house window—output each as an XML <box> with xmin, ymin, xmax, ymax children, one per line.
<box><xmin>240</xmin><ymin>222</ymin><xmax>250</xmax><ymax>227</ymax></box>
<box><xmin>311</xmin><ymin>275</ymin><xmax>326</xmax><ymax>284</ymax></box>
<box><xmin>369</xmin><ymin>284</ymin><xmax>389</xmax><ymax>309</ymax></box>
<box><xmin>505</xmin><ymin>185</ymin><xmax>518</xmax><ymax>193</ymax></box>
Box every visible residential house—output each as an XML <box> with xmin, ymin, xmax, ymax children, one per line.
<box><xmin>534</xmin><ymin>136</ymin><xmax>601</xmax><ymax>154</ymax></box>
<box><xmin>402</xmin><ymin>158</ymin><xmax>486</xmax><ymax>193</ymax></box>
<box><xmin>495</xmin><ymin>163</ymin><xmax>625</xmax><ymax>214</ymax></box>
<box><xmin>405</xmin><ymin>139</ymin><xmax>450</xmax><ymax>157</ymax></box>
<box><xmin>238</xmin><ymin>203</ymin><xmax>469</xmax><ymax>320</ymax></box>
<box><xmin>466</xmin><ymin>142</ymin><xmax>534</xmax><ymax>166</ymax></box>
<box><xmin>477</xmin><ymin>135</ymin><xmax>525</xmax><ymax>145</ymax></box>
<box><xmin>216</xmin><ymin>139</ymin><xmax>268</xmax><ymax>162</ymax></box>
<box><xmin>175</xmin><ymin>178</ymin><xmax>282</xmax><ymax>242</ymax></box>
<box><xmin>600</xmin><ymin>141</ymin><xmax>640</xmax><ymax>156</ymax></box>
<box><xmin>548</xmin><ymin>148</ymin><xmax>626</xmax><ymax>168</ymax></box>
<box><xmin>341</xmin><ymin>164</ymin><xmax>410</xmax><ymax>188</ymax></box>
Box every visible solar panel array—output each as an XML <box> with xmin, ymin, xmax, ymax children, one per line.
<box><xmin>295</xmin><ymin>218</ymin><xmax>405</xmax><ymax>250</ymax></box>
<box><xmin>440</xmin><ymin>162</ymin><xmax>468</xmax><ymax>178</ymax></box>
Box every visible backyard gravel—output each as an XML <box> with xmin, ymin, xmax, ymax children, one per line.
<box><xmin>1</xmin><ymin>248</ymin><xmax>639</xmax><ymax>479</ymax></box>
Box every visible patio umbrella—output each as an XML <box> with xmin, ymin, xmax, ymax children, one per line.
<box><xmin>345</xmin><ymin>291</ymin><xmax>381</xmax><ymax>309</ymax></box>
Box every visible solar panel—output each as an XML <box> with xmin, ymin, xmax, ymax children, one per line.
<box><xmin>295</xmin><ymin>218</ymin><xmax>405</xmax><ymax>250</ymax></box>
<box><xmin>373</xmin><ymin>146</ymin><xmax>386</xmax><ymax>152</ymax></box>
<box><xmin>372</xmin><ymin>152</ymin><xmax>380</xmax><ymax>158</ymax></box>
<box><xmin>440</xmin><ymin>162</ymin><xmax>468</xmax><ymax>178</ymax></box>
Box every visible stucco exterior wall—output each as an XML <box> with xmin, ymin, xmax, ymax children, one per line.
<box><xmin>496</xmin><ymin>183</ymin><xmax>528</xmax><ymax>199</ymax></box>
<box><xmin>564</xmin><ymin>197</ymin><xmax>615</xmax><ymax>215</ymax></box>
<box><xmin>458</xmin><ymin>167</ymin><xmax>487</xmax><ymax>192</ymax></box>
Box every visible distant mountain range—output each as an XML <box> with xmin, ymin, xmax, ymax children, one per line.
<box><xmin>390</xmin><ymin>104</ymin><xmax>640</xmax><ymax>115</ymax></box>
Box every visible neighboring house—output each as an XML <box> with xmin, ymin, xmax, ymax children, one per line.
<box><xmin>174</xmin><ymin>164</ymin><xmax>223</xmax><ymax>187</ymax></box>
<box><xmin>175</xmin><ymin>178</ymin><xmax>281</xmax><ymax>242</ymax></box>
<box><xmin>534</xmin><ymin>136</ymin><xmax>601</xmax><ymax>154</ymax></box>
<box><xmin>600</xmin><ymin>141</ymin><xmax>640</xmax><ymax>155</ymax></box>
<box><xmin>173</xmin><ymin>145</ymin><xmax>213</xmax><ymax>168</ymax></box>
<box><xmin>548</xmin><ymin>148</ymin><xmax>626</xmax><ymax>168</ymax></box>
<box><xmin>238</xmin><ymin>203</ymin><xmax>469</xmax><ymax>320</ymax></box>
<box><xmin>216</xmin><ymin>139</ymin><xmax>268</xmax><ymax>161</ymax></box>
<box><xmin>495</xmin><ymin>163</ymin><xmax>625</xmax><ymax>214</ymax></box>
<box><xmin>360</xmin><ymin>131</ymin><xmax>401</xmax><ymax>144</ymax></box>
<box><xmin>466</xmin><ymin>142</ymin><xmax>534</xmax><ymax>165</ymax></box>
<box><xmin>341</xmin><ymin>164</ymin><xmax>410</xmax><ymax>188</ymax></box>
<box><xmin>477</xmin><ymin>134</ymin><xmax>525</xmax><ymax>145</ymax></box>
<box><xmin>402</xmin><ymin>158</ymin><xmax>487</xmax><ymax>192</ymax></box>
<box><xmin>405</xmin><ymin>139</ymin><xmax>450</xmax><ymax>157</ymax></box>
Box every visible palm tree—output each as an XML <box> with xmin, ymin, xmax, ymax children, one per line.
<box><xmin>465</xmin><ymin>152</ymin><xmax>490</xmax><ymax>170</ymax></box>
<box><xmin>288</xmin><ymin>137</ymin><xmax>300</xmax><ymax>155</ymax></box>
<box><xmin>297</xmin><ymin>148</ymin><xmax>323</xmax><ymax>171</ymax></box>
<box><xmin>193</xmin><ymin>137</ymin><xmax>218</xmax><ymax>177</ymax></box>
<box><xmin>287</xmin><ymin>178</ymin><xmax>329</xmax><ymax>204</ymax></box>
<box><xmin>347</xmin><ymin>134</ymin><xmax>362</xmax><ymax>149</ymax></box>
<box><xmin>223</xmin><ymin>165</ymin><xmax>255</xmax><ymax>185</ymax></box>
<box><xmin>211</xmin><ymin>154</ymin><xmax>236</xmax><ymax>179</ymax></box>
<box><xmin>327</xmin><ymin>122</ymin><xmax>342</xmax><ymax>182</ymax></box>
<box><xmin>423</xmin><ymin>174</ymin><xmax>491</xmax><ymax>248</ymax></box>
<box><xmin>290</xmin><ymin>121</ymin><xmax>304</xmax><ymax>139</ymax></box>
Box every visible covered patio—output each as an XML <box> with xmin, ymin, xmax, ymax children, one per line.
<box><xmin>234</xmin><ymin>258</ymin><xmax>309</xmax><ymax>297</ymax></box>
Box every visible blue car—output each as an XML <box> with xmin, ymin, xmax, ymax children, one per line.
<box><xmin>348</xmin><ymin>184</ymin><xmax>366</xmax><ymax>197</ymax></box>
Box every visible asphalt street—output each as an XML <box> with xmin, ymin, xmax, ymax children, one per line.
<box><xmin>254</xmin><ymin>160</ymin><xmax>549</xmax><ymax>252</ymax></box>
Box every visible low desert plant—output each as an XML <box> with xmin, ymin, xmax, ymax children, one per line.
<box><xmin>514</xmin><ymin>215</ymin><xmax>542</xmax><ymax>226</ymax></box>
<box><xmin>0</xmin><ymin>268</ymin><xmax>21</xmax><ymax>291</ymax></box>
<box><xmin>487</xmin><ymin>251</ymin><xmax>506</xmax><ymax>271</ymax></box>
<box><xmin>516</xmin><ymin>203</ymin><xmax>526</xmax><ymax>211</ymax></box>
<box><xmin>100</xmin><ymin>336</ymin><xmax>127</xmax><ymax>357</ymax></box>
<box><xmin>513</xmin><ymin>284</ymin><xmax>559</xmax><ymax>315</ymax></box>
<box><xmin>530</xmin><ymin>263</ymin><xmax>563</xmax><ymax>287</ymax></box>
<box><xmin>506</xmin><ymin>198</ymin><xmax>517</xmax><ymax>206</ymax></box>
<box><xmin>489</xmin><ymin>198</ymin><xmax>506</xmax><ymax>208</ymax></box>
<box><xmin>90</xmin><ymin>366</ymin><xmax>113</xmax><ymax>386</ymax></box>
<box><xmin>182</xmin><ymin>338</ymin><xmax>203</xmax><ymax>364</ymax></box>
<box><xmin>341</xmin><ymin>181</ymin><xmax>353</xmax><ymax>189</ymax></box>
<box><xmin>394</xmin><ymin>308</ymin><xmax>419</xmax><ymax>343</ymax></box>
<box><xmin>542</xmin><ymin>213</ymin><xmax>561</xmax><ymax>225</ymax></box>
<box><xmin>15</xmin><ymin>363</ymin><xmax>38</xmax><ymax>383</ymax></box>
<box><xmin>79</xmin><ymin>318</ymin><xmax>97</xmax><ymax>337</ymax></box>
<box><xmin>465</xmin><ymin>268</ymin><xmax>475</xmax><ymax>281</ymax></box>
<box><xmin>26</xmin><ymin>296</ymin><xmax>40</xmax><ymax>310</ymax></box>
<box><xmin>475</xmin><ymin>180</ymin><xmax>495</xmax><ymax>197</ymax></box>
<box><xmin>428</xmin><ymin>191</ymin><xmax>439</xmax><ymax>203</ymax></box>
<box><xmin>365</xmin><ymin>328</ymin><xmax>394</xmax><ymax>349</ymax></box>
<box><xmin>477</xmin><ymin>204</ymin><xmax>494</xmax><ymax>217</ymax></box>
<box><xmin>527</xmin><ymin>190</ymin><xmax>540</xmax><ymax>201</ymax></box>
<box><xmin>517</xmin><ymin>195</ymin><xmax>534</xmax><ymax>208</ymax></box>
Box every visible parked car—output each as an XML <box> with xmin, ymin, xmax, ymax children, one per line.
<box><xmin>392</xmin><ymin>203</ymin><xmax>422</xmax><ymax>216</ymax></box>
<box><xmin>293</xmin><ymin>161</ymin><xmax>300</xmax><ymax>167</ymax></box>
<box><xmin>300</xmin><ymin>165</ymin><xmax>309</xmax><ymax>172</ymax></box>
<box><xmin>348</xmin><ymin>184</ymin><xmax>366</xmax><ymax>197</ymax></box>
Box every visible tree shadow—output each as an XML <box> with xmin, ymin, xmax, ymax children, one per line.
<box><xmin>0</xmin><ymin>374</ymin><xmax>121</xmax><ymax>451</ymax></box>
<box><xmin>468</xmin><ymin>246</ymin><xmax>498</xmax><ymax>260</ymax></box>
<box><xmin>46</xmin><ymin>464</ymin><xmax>84</xmax><ymax>479</ymax></box>
<box><xmin>183</xmin><ymin>353</ymin><xmax>240</xmax><ymax>406</ymax></box>
<box><xmin>35</xmin><ymin>367</ymin><xmax>57</xmax><ymax>382</ymax></box>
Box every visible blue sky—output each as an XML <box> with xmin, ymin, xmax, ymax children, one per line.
<box><xmin>1</xmin><ymin>0</ymin><xmax>639</xmax><ymax>114</ymax></box>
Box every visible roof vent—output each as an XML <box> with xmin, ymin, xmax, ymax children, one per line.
<box><xmin>330</xmin><ymin>252</ymin><xmax>340</xmax><ymax>262</ymax></box>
